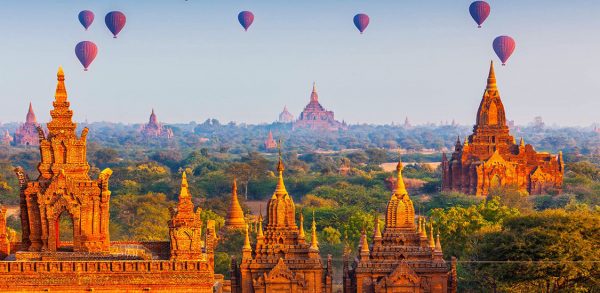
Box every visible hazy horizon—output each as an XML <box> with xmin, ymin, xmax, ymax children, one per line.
<box><xmin>1</xmin><ymin>1</ymin><xmax>598</xmax><ymax>126</ymax></box>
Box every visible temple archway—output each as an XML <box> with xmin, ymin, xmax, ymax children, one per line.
<box><xmin>56</xmin><ymin>210</ymin><xmax>74</xmax><ymax>252</ymax></box>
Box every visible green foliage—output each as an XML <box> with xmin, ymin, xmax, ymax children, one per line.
<box><xmin>320</xmin><ymin>227</ymin><xmax>342</xmax><ymax>245</ymax></box>
<box><xmin>465</xmin><ymin>209</ymin><xmax>600</xmax><ymax>292</ymax></box>
<box><xmin>430</xmin><ymin>197</ymin><xmax>520</xmax><ymax>259</ymax></box>
<box><xmin>110</xmin><ymin>193</ymin><xmax>173</xmax><ymax>241</ymax></box>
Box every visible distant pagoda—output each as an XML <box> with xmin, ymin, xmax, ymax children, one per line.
<box><xmin>278</xmin><ymin>106</ymin><xmax>294</xmax><ymax>123</ymax></box>
<box><xmin>140</xmin><ymin>109</ymin><xmax>173</xmax><ymax>139</ymax></box>
<box><xmin>1</xmin><ymin>130</ymin><xmax>12</xmax><ymax>145</ymax></box>
<box><xmin>442</xmin><ymin>61</ymin><xmax>564</xmax><ymax>195</ymax></box>
<box><xmin>263</xmin><ymin>130</ymin><xmax>277</xmax><ymax>150</ymax></box>
<box><xmin>14</xmin><ymin>102</ymin><xmax>40</xmax><ymax>146</ymax></box>
<box><xmin>293</xmin><ymin>83</ymin><xmax>347</xmax><ymax>131</ymax></box>
<box><xmin>344</xmin><ymin>158</ymin><xmax>456</xmax><ymax>292</ymax></box>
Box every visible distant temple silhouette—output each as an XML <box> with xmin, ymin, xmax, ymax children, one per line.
<box><xmin>14</xmin><ymin>102</ymin><xmax>40</xmax><ymax>146</ymax></box>
<box><xmin>263</xmin><ymin>130</ymin><xmax>277</xmax><ymax>150</ymax></box>
<box><xmin>278</xmin><ymin>106</ymin><xmax>294</xmax><ymax>123</ymax></box>
<box><xmin>442</xmin><ymin>61</ymin><xmax>564</xmax><ymax>196</ymax></box>
<box><xmin>293</xmin><ymin>83</ymin><xmax>347</xmax><ymax>131</ymax></box>
<box><xmin>140</xmin><ymin>109</ymin><xmax>173</xmax><ymax>139</ymax></box>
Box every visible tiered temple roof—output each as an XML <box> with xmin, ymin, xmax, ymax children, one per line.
<box><xmin>344</xmin><ymin>158</ymin><xmax>456</xmax><ymax>292</ymax></box>
<box><xmin>14</xmin><ymin>102</ymin><xmax>40</xmax><ymax>146</ymax></box>
<box><xmin>442</xmin><ymin>61</ymin><xmax>564</xmax><ymax>195</ymax></box>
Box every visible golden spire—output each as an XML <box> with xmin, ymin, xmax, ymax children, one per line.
<box><xmin>464</xmin><ymin>137</ymin><xmax>469</xmax><ymax>147</ymax></box>
<box><xmin>435</xmin><ymin>229</ymin><xmax>442</xmax><ymax>251</ymax></box>
<box><xmin>359</xmin><ymin>229</ymin><xmax>370</xmax><ymax>254</ymax></box>
<box><xmin>420</xmin><ymin>218</ymin><xmax>427</xmax><ymax>238</ymax></box>
<box><xmin>299</xmin><ymin>210</ymin><xmax>305</xmax><ymax>239</ymax></box>
<box><xmin>55</xmin><ymin>66</ymin><xmax>67</xmax><ymax>103</ymax></box>
<box><xmin>275</xmin><ymin>139</ymin><xmax>287</xmax><ymax>195</ymax></box>
<box><xmin>180</xmin><ymin>172</ymin><xmax>190</xmax><ymax>199</ymax></box>
<box><xmin>373</xmin><ymin>215</ymin><xmax>382</xmax><ymax>239</ymax></box>
<box><xmin>310</xmin><ymin>211</ymin><xmax>319</xmax><ymax>250</ymax></box>
<box><xmin>394</xmin><ymin>154</ymin><xmax>408</xmax><ymax>197</ymax></box>
<box><xmin>257</xmin><ymin>211</ymin><xmax>264</xmax><ymax>237</ymax></box>
<box><xmin>416</xmin><ymin>217</ymin><xmax>421</xmax><ymax>234</ymax></box>
<box><xmin>225</xmin><ymin>178</ymin><xmax>246</xmax><ymax>229</ymax></box>
<box><xmin>428</xmin><ymin>222</ymin><xmax>436</xmax><ymax>249</ymax></box>
<box><xmin>486</xmin><ymin>60</ymin><xmax>497</xmax><ymax>90</ymax></box>
<box><xmin>243</xmin><ymin>224</ymin><xmax>251</xmax><ymax>250</ymax></box>
<box><xmin>520</xmin><ymin>137</ymin><xmax>525</xmax><ymax>147</ymax></box>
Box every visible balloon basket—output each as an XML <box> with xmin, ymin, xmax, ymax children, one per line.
<box><xmin>478</xmin><ymin>25</ymin><xmax>482</xmax><ymax>28</ymax></box>
<box><xmin>502</xmin><ymin>64</ymin><xmax>506</xmax><ymax>66</ymax></box>
<box><xmin>113</xmin><ymin>36</ymin><xmax>117</xmax><ymax>39</ymax></box>
<box><xmin>84</xmin><ymin>68</ymin><xmax>88</xmax><ymax>71</ymax></box>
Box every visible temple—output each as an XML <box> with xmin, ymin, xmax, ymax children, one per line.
<box><xmin>278</xmin><ymin>106</ymin><xmax>294</xmax><ymax>123</ymax></box>
<box><xmin>264</xmin><ymin>130</ymin><xmax>277</xmax><ymax>150</ymax></box>
<box><xmin>293</xmin><ymin>83</ymin><xmax>347</xmax><ymax>131</ymax></box>
<box><xmin>344</xmin><ymin>158</ymin><xmax>456</xmax><ymax>293</ymax></box>
<box><xmin>231</xmin><ymin>153</ymin><xmax>333</xmax><ymax>293</ymax></box>
<box><xmin>140</xmin><ymin>109</ymin><xmax>174</xmax><ymax>139</ymax></box>
<box><xmin>442</xmin><ymin>62</ymin><xmax>564</xmax><ymax>196</ymax></box>
<box><xmin>224</xmin><ymin>179</ymin><xmax>247</xmax><ymax>230</ymax></box>
<box><xmin>14</xmin><ymin>102</ymin><xmax>40</xmax><ymax>146</ymax></box>
<box><xmin>1</xmin><ymin>130</ymin><xmax>12</xmax><ymax>145</ymax></box>
<box><xmin>4</xmin><ymin>68</ymin><xmax>216</xmax><ymax>292</ymax></box>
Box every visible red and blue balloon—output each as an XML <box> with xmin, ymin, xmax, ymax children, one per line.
<box><xmin>78</xmin><ymin>10</ymin><xmax>94</xmax><ymax>30</ymax></box>
<box><xmin>105</xmin><ymin>11</ymin><xmax>127</xmax><ymax>38</ymax></box>
<box><xmin>238</xmin><ymin>11</ymin><xmax>254</xmax><ymax>31</ymax></box>
<box><xmin>469</xmin><ymin>1</ymin><xmax>491</xmax><ymax>28</ymax></box>
<box><xmin>493</xmin><ymin>36</ymin><xmax>516</xmax><ymax>66</ymax></box>
<box><xmin>353</xmin><ymin>14</ymin><xmax>369</xmax><ymax>34</ymax></box>
<box><xmin>75</xmin><ymin>41</ymin><xmax>98</xmax><ymax>71</ymax></box>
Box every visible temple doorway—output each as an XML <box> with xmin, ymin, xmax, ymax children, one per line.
<box><xmin>56</xmin><ymin>211</ymin><xmax>74</xmax><ymax>252</ymax></box>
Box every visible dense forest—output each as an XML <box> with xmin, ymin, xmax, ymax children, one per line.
<box><xmin>0</xmin><ymin>122</ymin><xmax>598</xmax><ymax>292</ymax></box>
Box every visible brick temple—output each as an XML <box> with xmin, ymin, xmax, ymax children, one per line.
<box><xmin>140</xmin><ymin>109</ymin><xmax>174</xmax><ymax>139</ymax></box>
<box><xmin>344</xmin><ymin>158</ymin><xmax>457</xmax><ymax>293</ymax></box>
<box><xmin>278</xmin><ymin>105</ymin><xmax>294</xmax><ymax>123</ymax></box>
<box><xmin>231</xmin><ymin>154</ymin><xmax>333</xmax><ymax>293</ymax></box>
<box><xmin>264</xmin><ymin>130</ymin><xmax>277</xmax><ymax>150</ymax></box>
<box><xmin>2</xmin><ymin>68</ymin><xmax>215</xmax><ymax>292</ymax></box>
<box><xmin>13</xmin><ymin>102</ymin><xmax>40</xmax><ymax>146</ymax></box>
<box><xmin>293</xmin><ymin>83</ymin><xmax>347</xmax><ymax>131</ymax></box>
<box><xmin>442</xmin><ymin>62</ymin><xmax>564</xmax><ymax>196</ymax></box>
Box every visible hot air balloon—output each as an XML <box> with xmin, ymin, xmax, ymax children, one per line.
<box><xmin>105</xmin><ymin>11</ymin><xmax>126</xmax><ymax>38</ymax></box>
<box><xmin>78</xmin><ymin>10</ymin><xmax>95</xmax><ymax>30</ymax></box>
<box><xmin>493</xmin><ymin>36</ymin><xmax>516</xmax><ymax>66</ymax></box>
<box><xmin>75</xmin><ymin>41</ymin><xmax>98</xmax><ymax>71</ymax></box>
<box><xmin>238</xmin><ymin>11</ymin><xmax>254</xmax><ymax>31</ymax></box>
<box><xmin>353</xmin><ymin>14</ymin><xmax>369</xmax><ymax>34</ymax></box>
<box><xmin>469</xmin><ymin>1</ymin><xmax>490</xmax><ymax>28</ymax></box>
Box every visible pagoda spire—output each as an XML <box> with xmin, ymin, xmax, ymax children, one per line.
<box><xmin>274</xmin><ymin>139</ymin><xmax>287</xmax><ymax>195</ymax></box>
<box><xmin>310</xmin><ymin>82</ymin><xmax>319</xmax><ymax>102</ymax></box>
<box><xmin>47</xmin><ymin>66</ymin><xmax>76</xmax><ymax>137</ymax></box>
<box><xmin>373</xmin><ymin>215</ymin><xmax>382</xmax><ymax>239</ymax></box>
<box><xmin>420</xmin><ymin>218</ymin><xmax>427</xmax><ymax>238</ymax></box>
<box><xmin>435</xmin><ymin>229</ymin><xmax>442</xmax><ymax>252</ymax></box>
<box><xmin>225</xmin><ymin>178</ymin><xmax>246</xmax><ymax>230</ymax></box>
<box><xmin>175</xmin><ymin>172</ymin><xmax>195</xmax><ymax>217</ymax></box>
<box><xmin>393</xmin><ymin>155</ymin><xmax>408</xmax><ymax>198</ymax></box>
<box><xmin>26</xmin><ymin>102</ymin><xmax>37</xmax><ymax>123</ymax></box>
<box><xmin>257</xmin><ymin>211</ymin><xmax>264</xmax><ymax>237</ymax></box>
<box><xmin>487</xmin><ymin>60</ymin><xmax>497</xmax><ymax>90</ymax></box>
<box><xmin>310</xmin><ymin>211</ymin><xmax>319</xmax><ymax>250</ymax></box>
<box><xmin>428</xmin><ymin>222</ymin><xmax>436</xmax><ymax>249</ymax></box>
<box><xmin>299</xmin><ymin>210</ymin><xmax>306</xmax><ymax>239</ymax></box>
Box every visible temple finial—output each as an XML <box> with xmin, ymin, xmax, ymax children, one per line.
<box><xmin>179</xmin><ymin>172</ymin><xmax>190</xmax><ymax>199</ymax></box>
<box><xmin>487</xmin><ymin>60</ymin><xmax>497</xmax><ymax>90</ymax></box>
<box><xmin>428</xmin><ymin>222</ymin><xmax>436</xmax><ymax>249</ymax></box>
<box><xmin>394</xmin><ymin>153</ymin><xmax>408</xmax><ymax>197</ymax></box>
<box><xmin>435</xmin><ymin>229</ymin><xmax>442</xmax><ymax>252</ymax></box>
<box><xmin>310</xmin><ymin>211</ymin><xmax>319</xmax><ymax>250</ymax></box>
<box><xmin>374</xmin><ymin>215</ymin><xmax>382</xmax><ymax>239</ymax></box>
<box><xmin>299</xmin><ymin>210</ymin><xmax>305</xmax><ymax>238</ymax></box>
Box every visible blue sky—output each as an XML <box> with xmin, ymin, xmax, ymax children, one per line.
<box><xmin>0</xmin><ymin>0</ymin><xmax>599</xmax><ymax>126</ymax></box>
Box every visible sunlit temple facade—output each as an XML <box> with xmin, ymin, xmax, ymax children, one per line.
<box><xmin>442</xmin><ymin>61</ymin><xmax>564</xmax><ymax>196</ymax></box>
<box><xmin>293</xmin><ymin>83</ymin><xmax>347</xmax><ymax>131</ymax></box>
<box><xmin>2</xmin><ymin>68</ymin><xmax>215</xmax><ymax>292</ymax></box>
<box><xmin>140</xmin><ymin>109</ymin><xmax>174</xmax><ymax>139</ymax></box>
<box><xmin>231</xmin><ymin>156</ymin><xmax>333</xmax><ymax>293</ymax></box>
<box><xmin>13</xmin><ymin>102</ymin><xmax>40</xmax><ymax>146</ymax></box>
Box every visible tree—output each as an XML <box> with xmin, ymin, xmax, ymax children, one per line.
<box><xmin>466</xmin><ymin>208</ymin><xmax>599</xmax><ymax>292</ymax></box>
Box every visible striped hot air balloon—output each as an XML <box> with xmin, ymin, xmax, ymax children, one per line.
<box><xmin>105</xmin><ymin>11</ymin><xmax>126</xmax><ymax>38</ymax></box>
<box><xmin>78</xmin><ymin>10</ymin><xmax>95</xmax><ymax>30</ymax></box>
<box><xmin>493</xmin><ymin>36</ymin><xmax>516</xmax><ymax>66</ymax></box>
<box><xmin>469</xmin><ymin>1</ymin><xmax>491</xmax><ymax>28</ymax></box>
<box><xmin>238</xmin><ymin>11</ymin><xmax>254</xmax><ymax>31</ymax></box>
<box><xmin>353</xmin><ymin>13</ymin><xmax>370</xmax><ymax>34</ymax></box>
<box><xmin>75</xmin><ymin>41</ymin><xmax>98</xmax><ymax>71</ymax></box>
